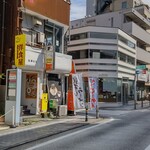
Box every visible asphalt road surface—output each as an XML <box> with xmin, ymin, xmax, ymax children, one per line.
<box><xmin>11</xmin><ymin>108</ymin><xmax>150</xmax><ymax>150</ymax></box>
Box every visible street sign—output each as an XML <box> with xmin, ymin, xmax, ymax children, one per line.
<box><xmin>136</xmin><ymin>69</ymin><xmax>146</xmax><ymax>74</ymax></box>
<box><xmin>136</xmin><ymin>65</ymin><xmax>146</xmax><ymax>70</ymax></box>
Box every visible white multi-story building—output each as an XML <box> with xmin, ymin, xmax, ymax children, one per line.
<box><xmin>68</xmin><ymin>26</ymin><xmax>136</xmax><ymax>103</ymax></box>
<box><xmin>69</xmin><ymin>0</ymin><xmax>150</xmax><ymax>102</ymax></box>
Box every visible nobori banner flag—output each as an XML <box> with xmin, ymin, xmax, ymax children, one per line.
<box><xmin>88</xmin><ymin>77</ymin><xmax>98</xmax><ymax>109</ymax></box>
<box><xmin>72</xmin><ymin>74</ymin><xmax>85</xmax><ymax>109</ymax></box>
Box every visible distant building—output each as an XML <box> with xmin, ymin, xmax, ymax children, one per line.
<box><xmin>68</xmin><ymin>26</ymin><xmax>136</xmax><ymax>103</ymax></box>
<box><xmin>69</xmin><ymin>0</ymin><xmax>150</xmax><ymax>103</ymax></box>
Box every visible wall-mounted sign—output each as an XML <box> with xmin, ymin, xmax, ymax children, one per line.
<box><xmin>15</xmin><ymin>34</ymin><xmax>26</xmax><ymax>67</ymax></box>
<box><xmin>25</xmin><ymin>73</ymin><xmax>37</xmax><ymax>99</ymax></box>
<box><xmin>45</xmin><ymin>45</ymin><xmax>55</xmax><ymax>71</ymax></box>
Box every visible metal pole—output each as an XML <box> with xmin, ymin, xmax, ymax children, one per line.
<box><xmin>134</xmin><ymin>74</ymin><xmax>137</xmax><ymax>110</ymax></box>
<box><xmin>96</xmin><ymin>104</ymin><xmax>99</xmax><ymax>119</ymax></box>
<box><xmin>11</xmin><ymin>106</ymin><xmax>16</xmax><ymax>128</ymax></box>
<box><xmin>85</xmin><ymin>106</ymin><xmax>88</xmax><ymax>122</ymax></box>
<box><xmin>141</xmin><ymin>91</ymin><xmax>143</xmax><ymax>108</ymax></box>
<box><xmin>149</xmin><ymin>96</ymin><xmax>150</xmax><ymax>107</ymax></box>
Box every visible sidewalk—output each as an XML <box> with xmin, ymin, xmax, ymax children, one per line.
<box><xmin>99</xmin><ymin>100</ymin><xmax>150</xmax><ymax>110</ymax></box>
<box><xmin>0</xmin><ymin>114</ymin><xmax>105</xmax><ymax>150</ymax></box>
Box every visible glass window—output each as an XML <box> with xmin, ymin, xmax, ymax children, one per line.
<box><xmin>44</xmin><ymin>21</ymin><xmax>62</xmax><ymax>53</ymax></box>
<box><xmin>127</xmin><ymin>56</ymin><xmax>135</xmax><ymax>65</ymax></box>
<box><xmin>118</xmin><ymin>35</ymin><xmax>135</xmax><ymax>48</ymax></box>
<box><xmin>93</xmin><ymin>52</ymin><xmax>100</xmax><ymax>59</ymax></box>
<box><xmin>90</xmin><ymin>50</ymin><xmax>117</xmax><ymax>59</ymax></box>
<box><xmin>118</xmin><ymin>52</ymin><xmax>135</xmax><ymax>65</ymax></box>
<box><xmin>101</xmin><ymin>50</ymin><xmax>117</xmax><ymax>59</ymax></box>
<box><xmin>70</xmin><ymin>33</ymin><xmax>88</xmax><ymax>41</ymax></box>
<box><xmin>122</xmin><ymin>1</ymin><xmax>127</xmax><ymax>9</ymax></box>
<box><xmin>90</xmin><ymin>32</ymin><xmax>117</xmax><ymax>39</ymax></box>
<box><xmin>118</xmin><ymin>52</ymin><xmax>126</xmax><ymax>62</ymax></box>
<box><xmin>68</xmin><ymin>50</ymin><xmax>88</xmax><ymax>59</ymax></box>
<box><xmin>100</xmin><ymin>78</ymin><xmax>117</xmax><ymax>102</ymax></box>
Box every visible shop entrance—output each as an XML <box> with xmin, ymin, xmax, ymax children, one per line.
<box><xmin>122</xmin><ymin>83</ymin><xmax>128</xmax><ymax>105</ymax></box>
<box><xmin>21</xmin><ymin>72</ymin><xmax>38</xmax><ymax>115</ymax></box>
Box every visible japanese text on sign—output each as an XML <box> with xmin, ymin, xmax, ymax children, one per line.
<box><xmin>72</xmin><ymin>74</ymin><xmax>85</xmax><ymax>109</ymax></box>
<box><xmin>88</xmin><ymin>77</ymin><xmax>98</xmax><ymax>109</ymax></box>
<box><xmin>15</xmin><ymin>34</ymin><xmax>26</xmax><ymax>67</ymax></box>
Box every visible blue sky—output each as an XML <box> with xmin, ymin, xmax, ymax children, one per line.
<box><xmin>71</xmin><ymin>0</ymin><xmax>150</xmax><ymax>20</ymax></box>
<box><xmin>70</xmin><ymin>0</ymin><xmax>86</xmax><ymax>20</ymax></box>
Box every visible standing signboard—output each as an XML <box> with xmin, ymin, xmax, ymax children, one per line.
<box><xmin>15</xmin><ymin>34</ymin><xmax>26</xmax><ymax>67</ymax></box>
<box><xmin>5</xmin><ymin>69</ymin><xmax>22</xmax><ymax>126</ymax></box>
<box><xmin>72</xmin><ymin>74</ymin><xmax>85</xmax><ymax>109</ymax></box>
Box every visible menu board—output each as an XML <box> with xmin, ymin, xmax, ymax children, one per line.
<box><xmin>7</xmin><ymin>71</ymin><xmax>17</xmax><ymax>99</ymax></box>
<box><xmin>25</xmin><ymin>73</ymin><xmax>37</xmax><ymax>99</ymax></box>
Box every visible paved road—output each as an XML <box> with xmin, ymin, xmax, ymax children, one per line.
<box><xmin>23</xmin><ymin>108</ymin><xmax>150</xmax><ymax>150</ymax></box>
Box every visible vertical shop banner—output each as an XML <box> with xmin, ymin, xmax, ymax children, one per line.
<box><xmin>25</xmin><ymin>73</ymin><xmax>37</xmax><ymax>99</ymax></box>
<box><xmin>15</xmin><ymin>34</ymin><xmax>26</xmax><ymax>67</ymax></box>
<box><xmin>88</xmin><ymin>77</ymin><xmax>98</xmax><ymax>109</ymax></box>
<box><xmin>45</xmin><ymin>45</ymin><xmax>55</xmax><ymax>71</ymax></box>
<box><xmin>72</xmin><ymin>74</ymin><xmax>85</xmax><ymax>109</ymax></box>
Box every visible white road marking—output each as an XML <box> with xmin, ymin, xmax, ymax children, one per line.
<box><xmin>145</xmin><ymin>145</ymin><xmax>150</xmax><ymax>150</ymax></box>
<box><xmin>26</xmin><ymin>118</ymin><xmax>114</xmax><ymax>150</ymax></box>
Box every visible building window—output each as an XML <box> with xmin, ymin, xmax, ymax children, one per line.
<box><xmin>68</xmin><ymin>50</ymin><xmax>88</xmax><ymax>59</ymax></box>
<box><xmin>118</xmin><ymin>35</ymin><xmax>135</xmax><ymax>48</ymax></box>
<box><xmin>118</xmin><ymin>52</ymin><xmax>135</xmax><ymax>65</ymax></box>
<box><xmin>70</xmin><ymin>33</ymin><xmax>88</xmax><ymax>41</ymax></box>
<box><xmin>90</xmin><ymin>32</ymin><xmax>117</xmax><ymax>39</ymax></box>
<box><xmin>118</xmin><ymin>52</ymin><xmax>126</xmax><ymax>62</ymax></box>
<box><xmin>44</xmin><ymin>21</ymin><xmax>62</xmax><ymax>53</ymax></box>
<box><xmin>90</xmin><ymin>50</ymin><xmax>117</xmax><ymax>59</ymax></box>
<box><xmin>93</xmin><ymin>52</ymin><xmax>100</xmax><ymax>59</ymax></box>
<box><xmin>122</xmin><ymin>1</ymin><xmax>127</xmax><ymax>9</ymax></box>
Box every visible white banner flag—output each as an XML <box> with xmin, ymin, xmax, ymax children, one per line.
<box><xmin>88</xmin><ymin>77</ymin><xmax>98</xmax><ymax>109</ymax></box>
<box><xmin>72</xmin><ymin>74</ymin><xmax>85</xmax><ymax>109</ymax></box>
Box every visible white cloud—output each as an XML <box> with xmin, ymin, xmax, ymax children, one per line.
<box><xmin>70</xmin><ymin>0</ymin><xmax>86</xmax><ymax>20</ymax></box>
<box><xmin>142</xmin><ymin>0</ymin><xmax>150</xmax><ymax>6</ymax></box>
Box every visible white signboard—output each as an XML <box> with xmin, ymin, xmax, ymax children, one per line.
<box><xmin>72</xmin><ymin>74</ymin><xmax>85</xmax><ymax>109</ymax></box>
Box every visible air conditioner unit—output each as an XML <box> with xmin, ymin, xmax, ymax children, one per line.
<box><xmin>58</xmin><ymin>105</ymin><xmax>67</xmax><ymax>116</ymax></box>
<box><xmin>33</xmin><ymin>19</ymin><xmax>42</xmax><ymax>26</ymax></box>
<box><xmin>37</xmin><ymin>32</ymin><xmax>45</xmax><ymax>43</ymax></box>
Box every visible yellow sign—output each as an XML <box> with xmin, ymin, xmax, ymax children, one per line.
<box><xmin>41</xmin><ymin>93</ymin><xmax>48</xmax><ymax>112</ymax></box>
<box><xmin>15</xmin><ymin>34</ymin><xmax>26</xmax><ymax>67</ymax></box>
